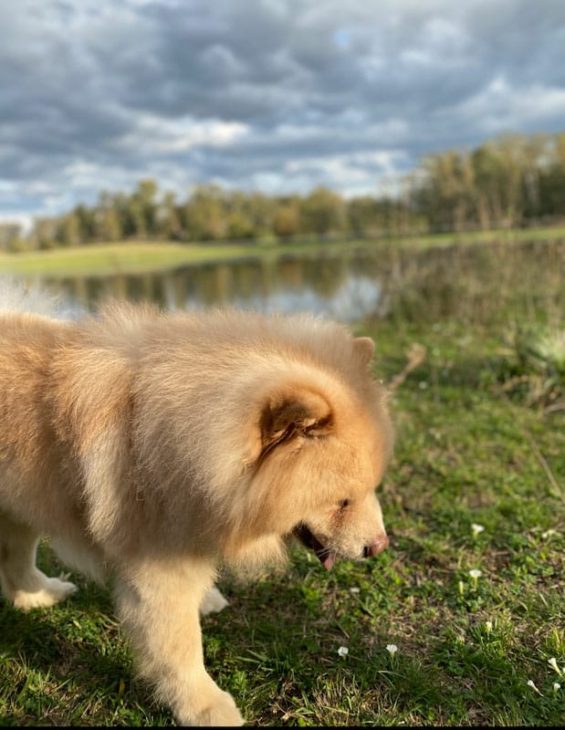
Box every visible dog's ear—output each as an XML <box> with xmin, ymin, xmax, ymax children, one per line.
<box><xmin>259</xmin><ymin>387</ymin><xmax>333</xmax><ymax>454</ymax></box>
<box><xmin>353</xmin><ymin>336</ymin><xmax>375</xmax><ymax>365</ymax></box>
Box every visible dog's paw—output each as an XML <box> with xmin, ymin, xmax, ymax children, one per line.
<box><xmin>12</xmin><ymin>575</ymin><xmax>77</xmax><ymax>611</ymax></box>
<box><xmin>191</xmin><ymin>690</ymin><xmax>244</xmax><ymax>726</ymax></box>
<box><xmin>200</xmin><ymin>586</ymin><xmax>229</xmax><ymax>616</ymax></box>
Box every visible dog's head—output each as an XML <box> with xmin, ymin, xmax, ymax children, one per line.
<box><xmin>226</xmin><ymin>334</ymin><xmax>393</xmax><ymax>569</ymax></box>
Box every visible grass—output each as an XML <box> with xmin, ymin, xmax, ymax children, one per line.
<box><xmin>1</xmin><ymin>224</ymin><xmax>565</xmax><ymax>277</ymax></box>
<box><xmin>0</xmin><ymin>240</ymin><xmax>564</xmax><ymax>726</ymax></box>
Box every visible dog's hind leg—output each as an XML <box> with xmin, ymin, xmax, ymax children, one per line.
<box><xmin>0</xmin><ymin>512</ymin><xmax>77</xmax><ymax>610</ymax></box>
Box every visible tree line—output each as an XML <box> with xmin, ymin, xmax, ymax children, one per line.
<box><xmin>2</xmin><ymin>131</ymin><xmax>565</xmax><ymax>252</ymax></box>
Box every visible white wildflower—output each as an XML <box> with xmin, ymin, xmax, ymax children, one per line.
<box><xmin>471</xmin><ymin>523</ymin><xmax>485</xmax><ymax>537</ymax></box>
<box><xmin>386</xmin><ymin>644</ymin><xmax>398</xmax><ymax>656</ymax></box>
<box><xmin>349</xmin><ymin>587</ymin><xmax>360</xmax><ymax>594</ymax></box>
<box><xmin>548</xmin><ymin>657</ymin><xmax>563</xmax><ymax>677</ymax></box>
<box><xmin>337</xmin><ymin>646</ymin><xmax>349</xmax><ymax>658</ymax></box>
<box><xmin>468</xmin><ymin>569</ymin><xmax>482</xmax><ymax>580</ymax></box>
<box><xmin>527</xmin><ymin>679</ymin><xmax>543</xmax><ymax>696</ymax></box>
<box><xmin>485</xmin><ymin>621</ymin><xmax>493</xmax><ymax>633</ymax></box>
<box><xmin>554</xmin><ymin>682</ymin><xmax>561</xmax><ymax>692</ymax></box>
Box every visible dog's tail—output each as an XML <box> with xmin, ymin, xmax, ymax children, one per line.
<box><xmin>0</xmin><ymin>278</ymin><xmax>63</xmax><ymax>317</ymax></box>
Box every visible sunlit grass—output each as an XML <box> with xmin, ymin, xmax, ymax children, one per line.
<box><xmin>0</xmin><ymin>238</ymin><xmax>563</xmax><ymax>725</ymax></box>
<box><xmin>1</xmin><ymin>320</ymin><xmax>563</xmax><ymax>725</ymax></box>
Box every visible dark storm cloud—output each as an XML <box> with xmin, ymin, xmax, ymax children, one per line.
<box><xmin>1</xmin><ymin>0</ymin><xmax>565</xmax><ymax>221</ymax></box>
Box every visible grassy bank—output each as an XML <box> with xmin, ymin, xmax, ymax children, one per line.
<box><xmin>0</xmin><ymin>321</ymin><xmax>562</xmax><ymax>726</ymax></box>
<box><xmin>1</xmin><ymin>224</ymin><xmax>565</xmax><ymax>277</ymax></box>
<box><xmin>0</xmin><ymin>242</ymin><xmax>563</xmax><ymax>726</ymax></box>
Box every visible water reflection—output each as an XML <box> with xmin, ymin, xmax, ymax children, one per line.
<box><xmin>43</xmin><ymin>253</ymin><xmax>382</xmax><ymax>323</ymax></box>
<box><xmin>17</xmin><ymin>238</ymin><xmax>565</xmax><ymax>326</ymax></box>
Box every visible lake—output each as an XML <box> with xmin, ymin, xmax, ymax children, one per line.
<box><xmin>12</xmin><ymin>238</ymin><xmax>565</xmax><ymax>325</ymax></box>
<box><xmin>34</xmin><ymin>248</ymin><xmax>386</xmax><ymax>323</ymax></box>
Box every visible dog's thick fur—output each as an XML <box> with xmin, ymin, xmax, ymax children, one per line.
<box><xmin>0</xmin><ymin>286</ymin><xmax>393</xmax><ymax>726</ymax></box>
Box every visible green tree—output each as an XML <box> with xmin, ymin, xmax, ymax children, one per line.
<box><xmin>539</xmin><ymin>133</ymin><xmax>565</xmax><ymax>219</ymax></box>
<box><xmin>300</xmin><ymin>187</ymin><xmax>345</xmax><ymax>236</ymax></box>
<box><xmin>182</xmin><ymin>185</ymin><xmax>227</xmax><ymax>241</ymax></box>
<box><xmin>57</xmin><ymin>212</ymin><xmax>82</xmax><ymax>246</ymax></box>
<box><xmin>158</xmin><ymin>192</ymin><xmax>183</xmax><ymax>240</ymax></box>
<box><xmin>347</xmin><ymin>196</ymin><xmax>381</xmax><ymax>237</ymax></box>
<box><xmin>225</xmin><ymin>191</ymin><xmax>256</xmax><ymax>239</ymax></box>
<box><xmin>273</xmin><ymin>201</ymin><xmax>301</xmax><ymax>239</ymax></box>
<box><xmin>135</xmin><ymin>179</ymin><xmax>159</xmax><ymax>236</ymax></box>
<box><xmin>0</xmin><ymin>223</ymin><xmax>22</xmax><ymax>252</ymax></box>
<box><xmin>75</xmin><ymin>204</ymin><xmax>97</xmax><ymax>242</ymax></box>
<box><xmin>96</xmin><ymin>207</ymin><xmax>123</xmax><ymax>241</ymax></box>
<box><xmin>246</xmin><ymin>193</ymin><xmax>277</xmax><ymax>238</ymax></box>
<box><xmin>33</xmin><ymin>218</ymin><xmax>59</xmax><ymax>249</ymax></box>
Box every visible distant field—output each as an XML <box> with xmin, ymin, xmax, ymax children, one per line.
<box><xmin>1</xmin><ymin>225</ymin><xmax>565</xmax><ymax>277</ymax></box>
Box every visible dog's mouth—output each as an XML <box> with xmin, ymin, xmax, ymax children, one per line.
<box><xmin>293</xmin><ymin>523</ymin><xmax>337</xmax><ymax>570</ymax></box>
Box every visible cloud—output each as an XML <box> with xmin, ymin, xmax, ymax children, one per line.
<box><xmin>117</xmin><ymin>115</ymin><xmax>249</xmax><ymax>154</ymax></box>
<box><xmin>0</xmin><ymin>0</ymin><xmax>564</xmax><ymax>220</ymax></box>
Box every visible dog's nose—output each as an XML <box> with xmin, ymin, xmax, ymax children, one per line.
<box><xmin>363</xmin><ymin>534</ymin><xmax>389</xmax><ymax>558</ymax></box>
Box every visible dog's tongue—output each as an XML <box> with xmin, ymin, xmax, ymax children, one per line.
<box><xmin>321</xmin><ymin>552</ymin><xmax>337</xmax><ymax>570</ymax></box>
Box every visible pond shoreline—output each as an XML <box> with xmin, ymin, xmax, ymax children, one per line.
<box><xmin>1</xmin><ymin>224</ymin><xmax>564</xmax><ymax>278</ymax></box>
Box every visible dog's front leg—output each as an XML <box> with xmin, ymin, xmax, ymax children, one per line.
<box><xmin>114</xmin><ymin>558</ymin><xmax>243</xmax><ymax>727</ymax></box>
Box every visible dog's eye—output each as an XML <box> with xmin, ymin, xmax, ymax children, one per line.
<box><xmin>339</xmin><ymin>499</ymin><xmax>351</xmax><ymax>509</ymax></box>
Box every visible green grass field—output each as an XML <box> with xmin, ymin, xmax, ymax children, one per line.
<box><xmin>1</xmin><ymin>327</ymin><xmax>563</xmax><ymax>726</ymax></box>
<box><xmin>1</xmin><ymin>224</ymin><xmax>565</xmax><ymax>277</ymax></box>
<box><xmin>0</xmin><ymin>240</ymin><xmax>563</xmax><ymax>726</ymax></box>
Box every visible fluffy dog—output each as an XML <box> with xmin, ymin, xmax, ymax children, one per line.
<box><xmin>0</xmin><ymin>286</ymin><xmax>393</xmax><ymax>726</ymax></box>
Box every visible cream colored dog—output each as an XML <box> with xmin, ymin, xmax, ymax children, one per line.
<box><xmin>0</xmin><ymin>286</ymin><xmax>393</xmax><ymax>726</ymax></box>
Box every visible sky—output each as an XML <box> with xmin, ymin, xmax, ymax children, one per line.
<box><xmin>1</xmin><ymin>0</ymin><xmax>565</xmax><ymax>229</ymax></box>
